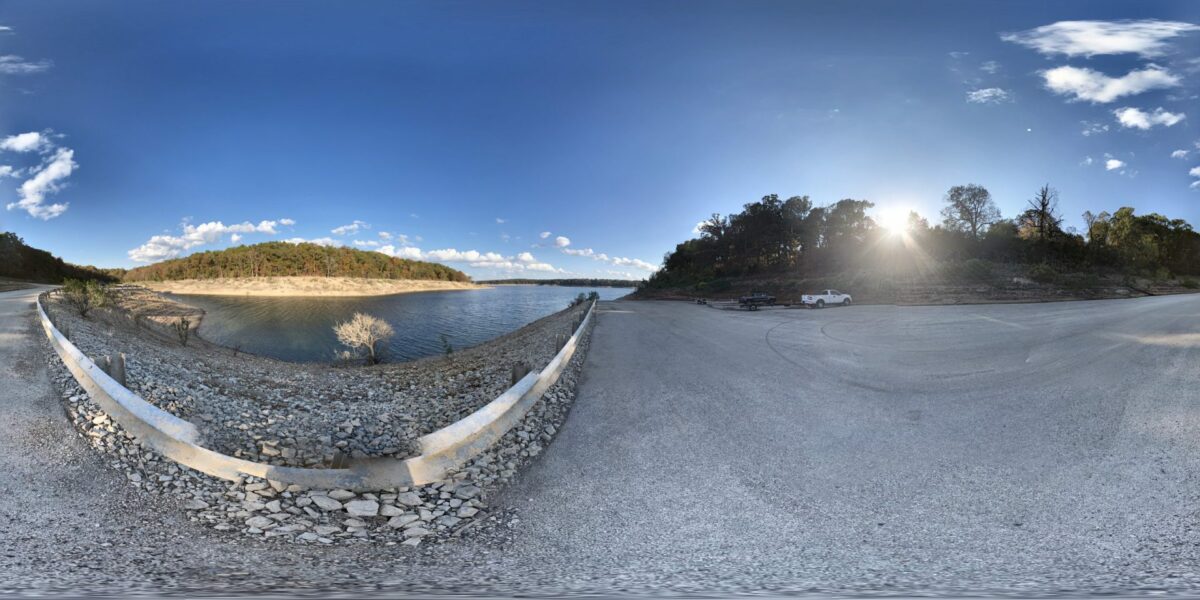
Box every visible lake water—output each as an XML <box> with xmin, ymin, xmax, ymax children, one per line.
<box><xmin>168</xmin><ymin>285</ymin><xmax>632</xmax><ymax>363</ymax></box>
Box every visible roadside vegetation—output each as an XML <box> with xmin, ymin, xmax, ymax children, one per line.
<box><xmin>121</xmin><ymin>241</ymin><xmax>470</xmax><ymax>283</ymax></box>
<box><xmin>642</xmin><ymin>185</ymin><xmax>1200</xmax><ymax>303</ymax></box>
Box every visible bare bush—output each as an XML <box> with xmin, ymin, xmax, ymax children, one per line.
<box><xmin>333</xmin><ymin>312</ymin><xmax>395</xmax><ymax>365</ymax></box>
<box><xmin>174</xmin><ymin>317</ymin><xmax>191</xmax><ymax>346</ymax></box>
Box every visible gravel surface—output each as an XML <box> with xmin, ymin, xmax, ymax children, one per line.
<box><xmin>5</xmin><ymin>289</ymin><xmax>1200</xmax><ymax>596</ymax></box>
<box><xmin>42</xmin><ymin>286</ymin><xmax>589</xmax><ymax>463</ymax></box>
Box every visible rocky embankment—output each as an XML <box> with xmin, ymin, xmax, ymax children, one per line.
<box><xmin>40</xmin><ymin>287</ymin><xmax>594</xmax><ymax>546</ymax></box>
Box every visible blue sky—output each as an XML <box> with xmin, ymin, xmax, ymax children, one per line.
<box><xmin>1</xmin><ymin>1</ymin><xmax>1198</xmax><ymax>278</ymax></box>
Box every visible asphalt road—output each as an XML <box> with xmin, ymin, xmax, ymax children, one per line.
<box><xmin>3</xmin><ymin>288</ymin><xmax>1200</xmax><ymax>595</ymax></box>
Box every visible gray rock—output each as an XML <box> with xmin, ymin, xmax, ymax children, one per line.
<box><xmin>328</xmin><ymin>489</ymin><xmax>356</xmax><ymax>501</ymax></box>
<box><xmin>345</xmin><ymin>500</ymin><xmax>379</xmax><ymax>518</ymax></box>
<box><xmin>396</xmin><ymin>491</ymin><xmax>423</xmax><ymax>506</ymax></box>
<box><xmin>404</xmin><ymin>527</ymin><xmax>431</xmax><ymax>538</ymax></box>
<box><xmin>310</xmin><ymin>495</ymin><xmax>343</xmax><ymax>511</ymax></box>
<box><xmin>386</xmin><ymin>514</ymin><xmax>419</xmax><ymax>529</ymax></box>
<box><xmin>245</xmin><ymin>516</ymin><xmax>274</xmax><ymax>529</ymax></box>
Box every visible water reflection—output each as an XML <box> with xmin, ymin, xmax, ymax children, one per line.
<box><xmin>169</xmin><ymin>285</ymin><xmax>631</xmax><ymax>363</ymax></box>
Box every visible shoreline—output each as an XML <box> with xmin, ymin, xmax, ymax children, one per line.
<box><xmin>135</xmin><ymin>276</ymin><xmax>485</xmax><ymax>297</ymax></box>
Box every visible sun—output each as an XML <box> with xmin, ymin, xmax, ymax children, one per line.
<box><xmin>877</xmin><ymin>207</ymin><xmax>911</xmax><ymax>236</ymax></box>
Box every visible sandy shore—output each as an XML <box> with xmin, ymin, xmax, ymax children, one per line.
<box><xmin>137</xmin><ymin>276</ymin><xmax>484</xmax><ymax>297</ymax></box>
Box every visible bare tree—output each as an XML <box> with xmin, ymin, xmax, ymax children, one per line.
<box><xmin>940</xmin><ymin>184</ymin><xmax>1001</xmax><ymax>240</ymax></box>
<box><xmin>333</xmin><ymin>312</ymin><xmax>395</xmax><ymax>365</ymax></box>
<box><xmin>1019</xmin><ymin>184</ymin><xmax>1062</xmax><ymax>241</ymax></box>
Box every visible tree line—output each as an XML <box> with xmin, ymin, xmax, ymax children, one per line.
<box><xmin>646</xmin><ymin>185</ymin><xmax>1200</xmax><ymax>289</ymax></box>
<box><xmin>0</xmin><ymin>232</ymin><xmax>119</xmax><ymax>284</ymax></box>
<box><xmin>122</xmin><ymin>242</ymin><xmax>471</xmax><ymax>283</ymax></box>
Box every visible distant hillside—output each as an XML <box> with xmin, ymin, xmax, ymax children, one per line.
<box><xmin>0</xmin><ymin>232</ymin><xmax>119</xmax><ymax>283</ymax></box>
<box><xmin>123</xmin><ymin>242</ymin><xmax>471</xmax><ymax>283</ymax></box>
<box><xmin>479</xmin><ymin>278</ymin><xmax>642</xmax><ymax>287</ymax></box>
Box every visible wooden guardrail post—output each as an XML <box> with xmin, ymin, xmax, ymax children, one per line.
<box><xmin>511</xmin><ymin>361</ymin><xmax>531</xmax><ymax>386</ymax></box>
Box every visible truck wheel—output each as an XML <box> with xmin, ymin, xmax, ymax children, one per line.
<box><xmin>842</xmin><ymin>299</ymin><xmax>851</xmax><ymax>306</ymax></box>
<box><xmin>816</xmin><ymin>300</ymin><xmax>825</xmax><ymax>308</ymax></box>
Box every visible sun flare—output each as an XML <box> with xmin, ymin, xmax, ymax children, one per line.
<box><xmin>877</xmin><ymin>208</ymin><xmax>912</xmax><ymax>236</ymax></box>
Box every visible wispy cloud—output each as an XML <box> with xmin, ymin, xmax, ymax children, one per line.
<box><xmin>1106</xmin><ymin>158</ymin><xmax>1126</xmax><ymax>171</ymax></box>
<box><xmin>554</xmin><ymin>235</ymin><xmax>571</xmax><ymax>248</ymax></box>
<box><xmin>1190</xmin><ymin>166</ymin><xmax>1200</xmax><ymax>189</ymax></box>
<box><xmin>495</xmin><ymin>217</ymin><xmax>506</xmax><ymax>224</ymax></box>
<box><xmin>1002</xmin><ymin>20</ymin><xmax>1200</xmax><ymax>58</ymax></box>
<box><xmin>980</xmin><ymin>61</ymin><xmax>1001</xmax><ymax>74</ymax></box>
<box><xmin>1171</xmin><ymin>149</ymin><xmax>1190</xmax><ymax>159</ymax></box>
<box><xmin>331</xmin><ymin>220</ymin><xmax>368</xmax><ymax>235</ymax></box>
<box><xmin>1080</xmin><ymin>121</ymin><xmax>1109</xmax><ymax>136</ymax></box>
<box><xmin>1113</xmin><ymin>106</ymin><xmax>1186</xmax><ymax>129</ymax></box>
<box><xmin>966</xmin><ymin>88</ymin><xmax>1012</xmax><ymax>104</ymax></box>
<box><xmin>128</xmin><ymin>219</ymin><xmax>290</xmax><ymax>262</ymax></box>
<box><xmin>0</xmin><ymin>55</ymin><xmax>52</xmax><ymax>75</ymax></box>
<box><xmin>1</xmin><ymin>131</ymin><xmax>77</xmax><ymax>220</ymax></box>
<box><xmin>1040</xmin><ymin>65</ymin><xmax>1180</xmax><ymax>104</ymax></box>
<box><xmin>539</xmin><ymin>231</ymin><xmax>551</xmax><ymax>239</ymax></box>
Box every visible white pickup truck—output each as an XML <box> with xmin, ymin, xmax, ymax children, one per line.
<box><xmin>800</xmin><ymin>289</ymin><xmax>852</xmax><ymax>308</ymax></box>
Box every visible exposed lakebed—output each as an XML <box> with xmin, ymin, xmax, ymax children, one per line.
<box><xmin>169</xmin><ymin>285</ymin><xmax>632</xmax><ymax>363</ymax></box>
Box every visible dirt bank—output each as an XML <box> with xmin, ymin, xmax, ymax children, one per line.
<box><xmin>138</xmin><ymin>276</ymin><xmax>484</xmax><ymax>297</ymax></box>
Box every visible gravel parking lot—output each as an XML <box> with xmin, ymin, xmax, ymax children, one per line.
<box><xmin>4</xmin><ymin>288</ymin><xmax>1200</xmax><ymax>595</ymax></box>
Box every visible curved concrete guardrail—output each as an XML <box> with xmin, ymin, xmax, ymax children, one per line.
<box><xmin>38</xmin><ymin>294</ymin><xmax>595</xmax><ymax>489</ymax></box>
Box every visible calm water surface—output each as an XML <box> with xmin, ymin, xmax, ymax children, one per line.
<box><xmin>169</xmin><ymin>285</ymin><xmax>632</xmax><ymax>363</ymax></box>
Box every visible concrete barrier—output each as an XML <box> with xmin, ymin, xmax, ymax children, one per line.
<box><xmin>38</xmin><ymin>294</ymin><xmax>595</xmax><ymax>489</ymax></box>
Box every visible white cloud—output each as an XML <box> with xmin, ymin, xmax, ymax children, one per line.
<box><xmin>495</xmin><ymin>217</ymin><xmax>506</xmax><ymax>224</ymax></box>
<box><xmin>980</xmin><ymin>61</ymin><xmax>1001</xmax><ymax>74</ymax></box>
<box><xmin>1080</xmin><ymin>121</ymin><xmax>1109</xmax><ymax>136</ymax></box>
<box><xmin>1041</xmin><ymin>65</ymin><xmax>1181</xmax><ymax>103</ymax></box>
<box><xmin>1002</xmin><ymin>20</ymin><xmax>1200</xmax><ymax>58</ymax></box>
<box><xmin>353</xmin><ymin>239</ymin><xmax>380</xmax><ymax>248</ymax></box>
<box><xmin>0</xmin><ymin>131</ymin><xmax>47</xmax><ymax>152</ymax></box>
<box><xmin>1106</xmin><ymin>158</ymin><xmax>1126</xmax><ymax>171</ymax></box>
<box><xmin>279</xmin><ymin>218</ymin><xmax>295</xmax><ymax>226</ymax></box>
<box><xmin>377</xmin><ymin>245</ymin><xmax>423</xmax><ymax>260</ymax></box>
<box><xmin>539</xmin><ymin>231</ymin><xmax>551</xmax><ymax>239</ymax></box>
<box><xmin>1172</xmin><ymin>149</ymin><xmax>1190</xmax><ymax>159</ymax></box>
<box><xmin>284</xmin><ymin>237</ymin><xmax>339</xmax><ymax>247</ymax></box>
<box><xmin>6</xmin><ymin>147</ymin><xmax>76</xmax><ymax>220</ymax></box>
<box><xmin>1081</xmin><ymin>156</ymin><xmax>1094</xmax><ymax>166</ymax></box>
<box><xmin>0</xmin><ymin>26</ymin><xmax>12</xmax><ymax>33</ymax></box>
<box><xmin>0</xmin><ymin>165</ymin><xmax>14</xmax><ymax>178</ymax></box>
<box><xmin>1113</xmin><ymin>106</ymin><xmax>1186</xmax><ymax>129</ymax></box>
<box><xmin>1191</xmin><ymin>166</ymin><xmax>1200</xmax><ymax>177</ymax></box>
<box><xmin>415</xmin><ymin>247</ymin><xmax>564</xmax><ymax>273</ymax></box>
<box><xmin>562</xmin><ymin>245</ymin><xmax>656</xmax><ymax>272</ymax></box>
<box><xmin>331</xmin><ymin>220</ymin><xmax>368</xmax><ymax>235</ymax></box>
<box><xmin>128</xmin><ymin>219</ymin><xmax>290</xmax><ymax>262</ymax></box>
<box><xmin>554</xmin><ymin>235</ymin><xmax>571</xmax><ymax>248</ymax></box>
<box><xmin>379</xmin><ymin>231</ymin><xmax>392</xmax><ymax>240</ymax></box>
<box><xmin>692</xmin><ymin>221</ymin><xmax>707</xmax><ymax>234</ymax></box>
<box><xmin>0</xmin><ymin>55</ymin><xmax>52</xmax><ymax>75</ymax></box>
<box><xmin>966</xmin><ymin>88</ymin><xmax>1012</xmax><ymax>104</ymax></box>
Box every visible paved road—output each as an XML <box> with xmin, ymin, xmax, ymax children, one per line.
<box><xmin>3</xmin><ymin>289</ymin><xmax>1200</xmax><ymax>595</ymax></box>
<box><xmin>494</xmin><ymin>296</ymin><xmax>1200</xmax><ymax>592</ymax></box>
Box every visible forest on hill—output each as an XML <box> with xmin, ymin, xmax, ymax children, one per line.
<box><xmin>0</xmin><ymin>232</ymin><xmax>119</xmax><ymax>283</ymax></box>
<box><xmin>645</xmin><ymin>184</ymin><xmax>1200</xmax><ymax>292</ymax></box>
<box><xmin>122</xmin><ymin>242</ymin><xmax>471</xmax><ymax>283</ymax></box>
